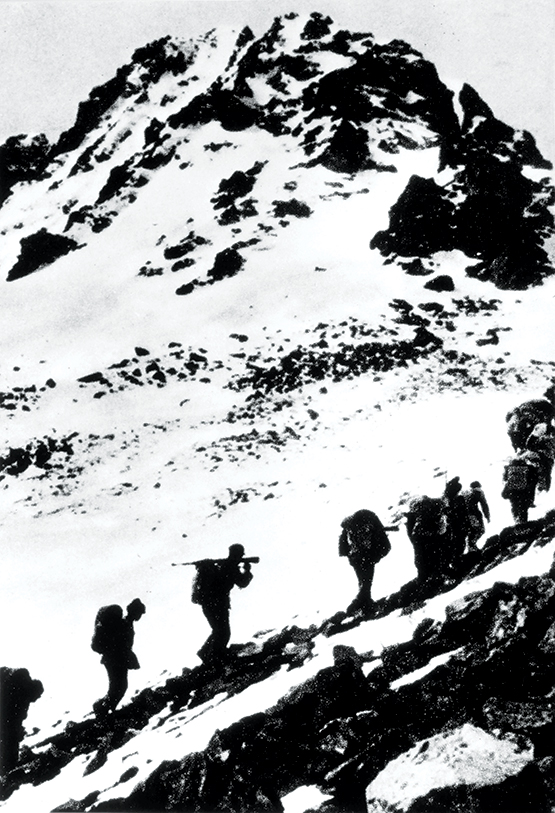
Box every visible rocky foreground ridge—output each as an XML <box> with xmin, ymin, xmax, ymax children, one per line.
<box><xmin>0</xmin><ymin>11</ymin><xmax>553</xmax><ymax>291</ymax></box>
<box><xmin>1</xmin><ymin>514</ymin><xmax>555</xmax><ymax>812</ymax></box>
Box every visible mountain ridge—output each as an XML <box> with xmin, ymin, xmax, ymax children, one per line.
<box><xmin>1</xmin><ymin>12</ymin><xmax>552</xmax><ymax>291</ymax></box>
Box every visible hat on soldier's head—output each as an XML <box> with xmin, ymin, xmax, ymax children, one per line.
<box><xmin>228</xmin><ymin>543</ymin><xmax>245</xmax><ymax>560</ymax></box>
<box><xmin>127</xmin><ymin>598</ymin><xmax>146</xmax><ymax>617</ymax></box>
<box><xmin>445</xmin><ymin>476</ymin><xmax>462</xmax><ymax>495</ymax></box>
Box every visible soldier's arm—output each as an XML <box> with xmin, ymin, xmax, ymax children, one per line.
<box><xmin>235</xmin><ymin>562</ymin><xmax>253</xmax><ymax>589</ymax></box>
<box><xmin>479</xmin><ymin>493</ymin><xmax>491</xmax><ymax>521</ymax></box>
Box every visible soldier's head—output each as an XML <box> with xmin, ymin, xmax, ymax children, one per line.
<box><xmin>126</xmin><ymin>598</ymin><xmax>146</xmax><ymax>621</ymax></box>
<box><xmin>228</xmin><ymin>543</ymin><xmax>245</xmax><ymax>562</ymax></box>
<box><xmin>445</xmin><ymin>476</ymin><xmax>462</xmax><ymax>497</ymax></box>
<box><xmin>543</xmin><ymin>384</ymin><xmax>555</xmax><ymax>403</ymax></box>
<box><xmin>470</xmin><ymin>481</ymin><xmax>482</xmax><ymax>490</ymax></box>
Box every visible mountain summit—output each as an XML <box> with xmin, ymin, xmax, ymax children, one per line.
<box><xmin>0</xmin><ymin>12</ymin><xmax>552</xmax><ymax>289</ymax></box>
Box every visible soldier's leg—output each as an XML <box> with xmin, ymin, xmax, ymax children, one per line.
<box><xmin>105</xmin><ymin>660</ymin><xmax>129</xmax><ymax>710</ymax></box>
<box><xmin>511</xmin><ymin>495</ymin><xmax>527</xmax><ymax>524</ymax></box>
<box><xmin>413</xmin><ymin>538</ymin><xmax>433</xmax><ymax>582</ymax></box>
<box><xmin>345</xmin><ymin>559</ymin><xmax>373</xmax><ymax>612</ymax></box>
<box><xmin>199</xmin><ymin>603</ymin><xmax>230</xmax><ymax>662</ymax></box>
<box><xmin>354</xmin><ymin>562</ymin><xmax>375</xmax><ymax>610</ymax></box>
<box><xmin>0</xmin><ymin>725</ymin><xmax>20</xmax><ymax>775</ymax></box>
<box><xmin>198</xmin><ymin>605</ymin><xmax>218</xmax><ymax>661</ymax></box>
<box><xmin>210</xmin><ymin>605</ymin><xmax>231</xmax><ymax>656</ymax></box>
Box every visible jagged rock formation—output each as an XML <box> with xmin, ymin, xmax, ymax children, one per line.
<box><xmin>0</xmin><ymin>134</ymin><xmax>52</xmax><ymax>206</ymax></box>
<box><xmin>371</xmin><ymin>84</ymin><xmax>554</xmax><ymax>290</ymax></box>
<box><xmin>0</xmin><ymin>13</ymin><xmax>552</xmax><ymax>289</ymax></box>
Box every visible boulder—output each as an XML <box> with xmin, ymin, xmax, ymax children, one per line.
<box><xmin>365</xmin><ymin>723</ymin><xmax>548</xmax><ymax>813</ymax></box>
<box><xmin>424</xmin><ymin>274</ymin><xmax>455</xmax><ymax>292</ymax></box>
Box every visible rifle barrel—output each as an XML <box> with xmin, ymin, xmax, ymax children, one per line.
<box><xmin>171</xmin><ymin>556</ymin><xmax>260</xmax><ymax>567</ymax></box>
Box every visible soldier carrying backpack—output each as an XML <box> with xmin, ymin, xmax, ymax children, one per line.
<box><xmin>91</xmin><ymin>598</ymin><xmax>146</xmax><ymax>716</ymax></box>
<box><xmin>405</xmin><ymin>495</ymin><xmax>449</xmax><ymax>583</ymax></box>
<box><xmin>189</xmin><ymin>544</ymin><xmax>255</xmax><ymax>666</ymax></box>
<box><xmin>501</xmin><ymin>453</ymin><xmax>539</xmax><ymax>524</ymax></box>
<box><xmin>0</xmin><ymin>667</ymin><xmax>43</xmax><ymax>775</ymax></box>
<box><xmin>338</xmin><ymin>509</ymin><xmax>391</xmax><ymax>615</ymax></box>
<box><xmin>525</xmin><ymin>422</ymin><xmax>555</xmax><ymax>492</ymax></box>
<box><xmin>505</xmin><ymin>384</ymin><xmax>555</xmax><ymax>451</ymax></box>
<box><xmin>442</xmin><ymin>476</ymin><xmax>472</xmax><ymax>576</ymax></box>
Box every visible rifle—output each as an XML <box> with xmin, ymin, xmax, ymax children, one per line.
<box><xmin>171</xmin><ymin>556</ymin><xmax>260</xmax><ymax>567</ymax></box>
<box><xmin>384</xmin><ymin>526</ymin><xmax>400</xmax><ymax>532</ymax></box>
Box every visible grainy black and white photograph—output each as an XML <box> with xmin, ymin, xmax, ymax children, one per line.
<box><xmin>0</xmin><ymin>0</ymin><xmax>554</xmax><ymax>810</ymax></box>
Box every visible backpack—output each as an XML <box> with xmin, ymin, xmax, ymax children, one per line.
<box><xmin>91</xmin><ymin>605</ymin><xmax>123</xmax><ymax>654</ymax></box>
<box><xmin>504</xmin><ymin>460</ymin><xmax>534</xmax><ymax>492</ymax></box>
<box><xmin>339</xmin><ymin>510</ymin><xmax>391</xmax><ymax>563</ymax></box>
<box><xmin>191</xmin><ymin>561</ymin><xmax>220</xmax><ymax>605</ymax></box>
<box><xmin>409</xmin><ymin>497</ymin><xmax>448</xmax><ymax>538</ymax></box>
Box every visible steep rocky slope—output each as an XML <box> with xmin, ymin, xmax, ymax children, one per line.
<box><xmin>1</xmin><ymin>515</ymin><xmax>555</xmax><ymax>811</ymax></box>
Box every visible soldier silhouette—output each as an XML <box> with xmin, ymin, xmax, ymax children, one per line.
<box><xmin>462</xmin><ymin>481</ymin><xmax>490</xmax><ymax>550</ymax></box>
<box><xmin>339</xmin><ymin>509</ymin><xmax>391</xmax><ymax>614</ymax></box>
<box><xmin>92</xmin><ymin>598</ymin><xmax>146</xmax><ymax>716</ymax></box>
<box><xmin>506</xmin><ymin>385</ymin><xmax>555</xmax><ymax>451</ymax></box>
<box><xmin>192</xmin><ymin>544</ymin><xmax>254</xmax><ymax>665</ymax></box>
<box><xmin>0</xmin><ymin>666</ymin><xmax>43</xmax><ymax>775</ymax></box>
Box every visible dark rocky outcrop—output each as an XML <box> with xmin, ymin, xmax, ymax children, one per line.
<box><xmin>53</xmin><ymin>37</ymin><xmax>195</xmax><ymax>158</ymax></box>
<box><xmin>0</xmin><ymin>133</ymin><xmax>52</xmax><ymax>205</ymax></box>
<box><xmin>228</xmin><ymin>326</ymin><xmax>443</xmax><ymax>395</ymax></box>
<box><xmin>371</xmin><ymin>84</ymin><xmax>555</xmax><ymax>290</ymax></box>
<box><xmin>7</xmin><ymin>229</ymin><xmax>81</xmax><ymax>281</ymax></box>
<box><xmin>424</xmin><ymin>274</ymin><xmax>455</xmax><ymax>293</ymax></box>
<box><xmin>371</xmin><ymin>175</ymin><xmax>457</xmax><ymax>257</ymax></box>
<box><xmin>207</xmin><ymin>248</ymin><xmax>245</xmax><ymax>282</ymax></box>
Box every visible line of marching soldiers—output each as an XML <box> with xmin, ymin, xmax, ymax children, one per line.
<box><xmin>338</xmin><ymin>383</ymin><xmax>555</xmax><ymax>620</ymax></box>
<box><xmin>339</xmin><ymin>477</ymin><xmax>490</xmax><ymax>617</ymax></box>
<box><xmin>3</xmin><ymin>386</ymin><xmax>554</xmax><ymax>776</ymax></box>
<box><xmin>87</xmin><ymin>472</ymin><xmax>497</xmax><ymax>719</ymax></box>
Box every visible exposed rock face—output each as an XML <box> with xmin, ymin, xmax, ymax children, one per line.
<box><xmin>0</xmin><ymin>134</ymin><xmax>52</xmax><ymax>205</ymax></box>
<box><xmin>1</xmin><ymin>13</ymin><xmax>551</xmax><ymax>287</ymax></box>
<box><xmin>371</xmin><ymin>84</ymin><xmax>554</xmax><ymax>290</ymax></box>
<box><xmin>6</xmin><ymin>229</ymin><xmax>81</xmax><ymax>281</ymax></box>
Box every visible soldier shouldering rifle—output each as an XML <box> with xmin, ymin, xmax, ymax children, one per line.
<box><xmin>173</xmin><ymin>544</ymin><xmax>259</xmax><ymax>665</ymax></box>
